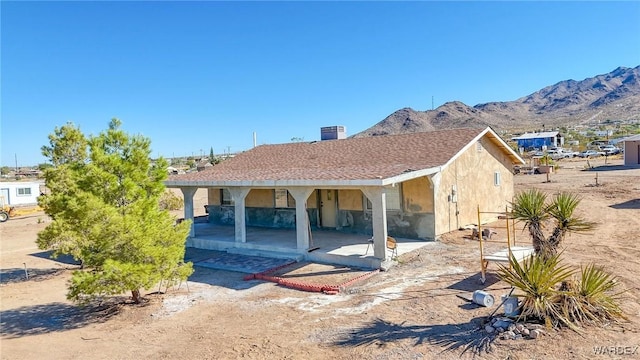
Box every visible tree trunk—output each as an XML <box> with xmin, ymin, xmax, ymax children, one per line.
<box><xmin>529</xmin><ymin>223</ymin><xmax>546</xmax><ymax>255</ymax></box>
<box><xmin>131</xmin><ymin>289</ymin><xmax>141</xmax><ymax>303</ymax></box>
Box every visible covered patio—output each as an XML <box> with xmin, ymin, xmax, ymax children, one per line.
<box><xmin>186</xmin><ymin>221</ymin><xmax>428</xmax><ymax>269</ymax></box>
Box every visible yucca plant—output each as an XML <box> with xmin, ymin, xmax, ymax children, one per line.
<box><xmin>559</xmin><ymin>263</ymin><xmax>626</xmax><ymax>325</ymax></box>
<box><xmin>546</xmin><ymin>192</ymin><xmax>596</xmax><ymax>254</ymax></box>
<box><xmin>510</xmin><ymin>189</ymin><xmax>549</xmax><ymax>256</ymax></box>
<box><xmin>497</xmin><ymin>253</ymin><xmax>575</xmax><ymax>329</ymax></box>
<box><xmin>511</xmin><ymin>190</ymin><xmax>595</xmax><ymax>260</ymax></box>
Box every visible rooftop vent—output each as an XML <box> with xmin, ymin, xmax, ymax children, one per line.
<box><xmin>321</xmin><ymin>126</ymin><xmax>346</xmax><ymax>141</ymax></box>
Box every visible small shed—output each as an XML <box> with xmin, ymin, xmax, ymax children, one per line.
<box><xmin>622</xmin><ymin>134</ymin><xmax>640</xmax><ymax>167</ymax></box>
<box><xmin>0</xmin><ymin>181</ymin><xmax>42</xmax><ymax>206</ymax></box>
<box><xmin>512</xmin><ymin>131</ymin><xmax>563</xmax><ymax>151</ymax></box>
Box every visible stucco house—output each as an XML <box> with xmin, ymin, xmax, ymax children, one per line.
<box><xmin>621</xmin><ymin>134</ymin><xmax>640</xmax><ymax>166</ymax></box>
<box><xmin>166</xmin><ymin>127</ymin><xmax>524</xmax><ymax>269</ymax></box>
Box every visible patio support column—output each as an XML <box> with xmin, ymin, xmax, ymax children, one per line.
<box><xmin>229</xmin><ymin>187</ymin><xmax>251</xmax><ymax>243</ymax></box>
<box><xmin>362</xmin><ymin>187</ymin><xmax>387</xmax><ymax>260</ymax></box>
<box><xmin>288</xmin><ymin>187</ymin><xmax>315</xmax><ymax>251</ymax></box>
<box><xmin>180</xmin><ymin>187</ymin><xmax>197</xmax><ymax>237</ymax></box>
<box><xmin>429</xmin><ymin>173</ymin><xmax>441</xmax><ymax>239</ymax></box>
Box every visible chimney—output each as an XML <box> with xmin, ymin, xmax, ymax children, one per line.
<box><xmin>320</xmin><ymin>126</ymin><xmax>346</xmax><ymax>141</ymax></box>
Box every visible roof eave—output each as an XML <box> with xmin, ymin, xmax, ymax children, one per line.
<box><xmin>165</xmin><ymin>178</ymin><xmax>386</xmax><ymax>188</ymax></box>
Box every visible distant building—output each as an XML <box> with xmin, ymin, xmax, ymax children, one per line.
<box><xmin>621</xmin><ymin>134</ymin><xmax>640</xmax><ymax>167</ymax></box>
<box><xmin>0</xmin><ymin>181</ymin><xmax>42</xmax><ymax>207</ymax></box>
<box><xmin>511</xmin><ymin>131</ymin><xmax>564</xmax><ymax>150</ymax></box>
<box><xmin>578</xmin><ymin>130</ymin><xmax>613</xmax><ymax>137</ymax></box>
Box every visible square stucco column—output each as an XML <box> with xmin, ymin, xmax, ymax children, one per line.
<box><xmin>228</xmin><ymin>188</ymin><xmax>251</xmax><ymax>243</ymax></box>
<box><xmin>287</xmin><ymin>187</ymin><xmax>315</xmax><ymax>251</ymax></box>
<box><xmin>180</xmin><ymin>187</ymin><xmax>197</xmax><ymax>237</ymax></box>
<box><xmin>361</xmin><ymin>187</ymin><xmax>387</xmax><ymax>260</ymax></box>
<box><xmin>428</xmin><ymin>173</ymin><xmax>441</xmax><ymax>239</ymax></box>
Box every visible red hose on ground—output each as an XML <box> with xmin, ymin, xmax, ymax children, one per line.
<box><xmin>245</xmin><ymin>262</ymin><xmax>380</xmax><ymax>295</ymax></box>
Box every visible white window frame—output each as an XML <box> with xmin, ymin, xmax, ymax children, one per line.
<box><xmin>17</xmin><ymin>187</ymin><xmax>32</xmax><ymax>196</ymax></box>
<box><xmin>494</xmin><ymin>171</ymin><xmax>501</xmax><ymax>187</ymax></box>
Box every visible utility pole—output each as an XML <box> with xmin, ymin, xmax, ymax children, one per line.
<box><xmin>15</xmin><ymin>153</ymin><xmax>18</xmax><ymax>172</ymax></box>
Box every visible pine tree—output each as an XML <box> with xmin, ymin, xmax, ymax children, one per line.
<box><xmin>38</xmin><ymin>119</ymin><xmax>193</xmax><ymax>304</ymax></box>
<box><xmin>208</xmin><ymin>146</ymin><xmax>220</xmax><ymax>165</ymax></box>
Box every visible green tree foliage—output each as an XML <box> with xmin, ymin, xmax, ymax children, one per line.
<box><xmin>37</xmin><ymin>163</ymin><xmax>54</xmax><ymax>171</ymax></box>
<box><xmin>208</xmin><ymin>147</ymin><xmax>221</xmax><ymax>165</ymax></box>
<box><xmin>159</xmin><ymin>190</ymin><xmax>184</xmax><ymax>211</ymax></box>
<box><xmin>1</xmin><ymin>166</ymin><xmax>11</xmax><ymax>175</ymax></box>
<box><xmin>37</xmin><ymin>119</ymin><xmax>193</xmax><ymax>304</ymax></box>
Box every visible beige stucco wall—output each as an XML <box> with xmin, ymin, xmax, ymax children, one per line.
<box><xmin>434</xmin><ymin>137</ymin><xmax>515</xmax><ymax>236</ymax></box>
<box><xmin>208</xmin><ymin>188</ymin><xmax>221</xmax><ymax>205</ymax></box>
<box><xmin>624</xmin><ymin>140</ymin><xmax>640</xmax><ymax>166</ymax></box>
<box><xmin>246</xmin><ymin>189</ymin><xmax>274</xmax><ymax>207</ymax></box>
<box><xmin>307</xmin><ymin>190</ymin><xmax>318</xmax><ymax>209</ymax></box>
<box><xmin>402</xmin><ymin>176</ymin><xmax>433</xmax><ymax>213</ymax></box>
<box><xmin>338</xmin><ymin>190</ymin><xmax>363</xmax><ymax>211</ymax></box>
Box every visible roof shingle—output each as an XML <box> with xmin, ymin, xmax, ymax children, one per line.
<box><xmin>169</xmin><ymin>128</ymin><xmax>489</xmax><ymax>184</ymax></box>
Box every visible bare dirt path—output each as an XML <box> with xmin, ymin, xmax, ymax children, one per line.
<box><xmin>1</xmin><ymin>158</ymin><xmax>639</xmax><ymax>359</ymax></box>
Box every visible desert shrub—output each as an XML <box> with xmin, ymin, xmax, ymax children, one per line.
<box><xmin>159</xmin><ymin>190</ymin><xmax>183</xmax><ymax>211</ymax></box>
<box><xmin>498</xmin><ymin>253</ymin><xmax>574</xmax><ymax>328</ymax></box>
<box><xmin>558</xmin><ymin>263</ymin><xmax>626</xmax><ymax>326</ymax></box>
<box><xmin>498</xmin><ymin>254</ymin><xmax>625</xmax><ymax>331</ymax></box>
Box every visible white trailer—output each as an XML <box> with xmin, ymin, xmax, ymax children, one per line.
<box><xmin>0</xmin><ymin>181</ymin><xmax>42</xmax><ymax>207</ymax></box>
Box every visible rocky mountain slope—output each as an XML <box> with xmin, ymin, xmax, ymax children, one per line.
<box><xmin>354</xmin><ymin>66</ymin><xmax>640</xmax><ymax>137</ymax></box>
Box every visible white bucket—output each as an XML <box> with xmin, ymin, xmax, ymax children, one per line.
<box><xmin>501</xmin><ymin>295</ymin><xmax>520</xmax><ymax>316</ymax></box>
<box><xmin>472</xmin><ymin>290</ymin><xmax>495</xmax><ymax>307</ymax></box>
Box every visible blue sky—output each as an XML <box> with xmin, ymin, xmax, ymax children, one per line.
<box><xmin>2</xmin><ymin>1</ymin><xmax>639</xmax><ymax>166</ymax></box>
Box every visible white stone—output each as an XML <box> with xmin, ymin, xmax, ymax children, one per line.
<box><xmin>530</xmin><ymin>329</ymin><xmax>540</xmax><ymax>339</ymax></box>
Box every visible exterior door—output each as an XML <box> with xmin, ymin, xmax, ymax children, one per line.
<box><xmin>0</xmin><ymin>188</ymin><xmax>9</xmax><ymax>207</ymax></box>
<box><xmin>319</xmin><ymin>189</ymin><xmax>337</xmax><ymax>228</ymax></box>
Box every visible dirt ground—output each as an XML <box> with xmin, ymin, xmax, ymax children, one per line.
<box><xmin>1</xmin><ymin>157</ymin><xmax>639</xmax><ymax>360</ymax></box>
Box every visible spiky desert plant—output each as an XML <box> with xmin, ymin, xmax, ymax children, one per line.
<box><xmin>510</xmin><ymin>189</ymin><xmax>550</xmax><ymax>257</ymax></box>
<box><xmin>546</xmin><ymin>192</ymin><xmax>596</xmax><ymax>255</ymax></box>
<box><xmin>497</xmin><ymin>253</ymin><xmax>575</xmax><ymax>329</ymax></box>
<box><xmin>559</xmin><ymin>263</ymin><xmax>626</xmax><ymax>325</ymax></box>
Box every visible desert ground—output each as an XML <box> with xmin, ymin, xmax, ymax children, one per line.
<box><xmin>1</xmin><ymin>157</ymin><xmax>639</xmax><ymax>360</ymax></box>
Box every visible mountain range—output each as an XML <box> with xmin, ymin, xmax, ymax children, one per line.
<box><xmin>353</xmin><ymin>65</ymin><xmax>640</xmax><ymax>137</ymax></box>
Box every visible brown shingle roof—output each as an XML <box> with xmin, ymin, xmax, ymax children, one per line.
<box><xmin>168</xmin><ymin>128</ymin><xmax>489</xmax><ymax>184</ymax></box>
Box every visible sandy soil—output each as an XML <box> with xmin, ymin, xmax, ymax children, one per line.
<box><xmin>1</xmin><ymin>157</ymin><xmax>639</xmax><ymax>360</ymax></box>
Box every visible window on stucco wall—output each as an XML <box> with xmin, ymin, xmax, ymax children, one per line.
<box><xmin>494</xmin><ymin>171</ymin><xmax>501</xmax><ymax>186</ymax></box>
<box><xmin>17</xmin><ymin>188</ymin><xmax>32</xmax><ymax>196</ymax></box>
<box><xmin>221</xmin><ymin>189</ymin><xmax>234</xmax><ymax>205</ymax></box>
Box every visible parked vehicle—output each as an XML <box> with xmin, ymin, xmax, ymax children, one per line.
<box><xmin>578</xmin><ymin>150</ymin><xmax>604</xmax><ymax>158</ymax></box>
<box><xmin>600</xmin><ymin>145</ymin><xmax>621</xmax><ymax>155</ymax></box>
<box><xmin>547</xmin><ymin>148</ymin><xmax>579</xmax><ymax>160</ymax></box>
